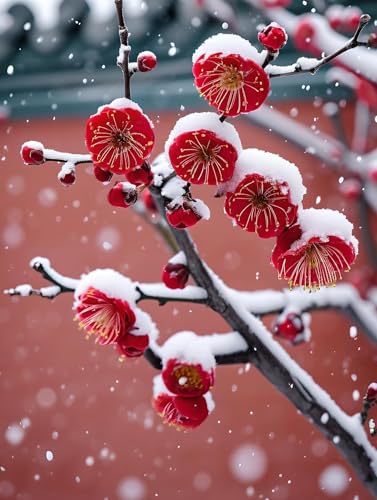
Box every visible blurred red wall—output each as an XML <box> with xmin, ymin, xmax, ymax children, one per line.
<box><xmin>0</xmin><ymin>103</ymin><xmax>376</xmax><ymax>500</ymax></box>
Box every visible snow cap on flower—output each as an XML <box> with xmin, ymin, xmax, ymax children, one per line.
<box><xmin>223</xmin><ymin>149</ymin><xmax>306</xmax><ymax>238</ymax></box>
<box><xmin>365</xmin><ymin>383</ymin><xmax>377</xmax><ymax>403</ymax></box>
<box><xmin>85</xmin><ymin>97</ymin><xmax>154</xmax><ymax>174</ymax></box>
<box><xmin>74</xmin><ymin>268</ymin><xmax>138</xmax><ymax>307</ymax></box>
<box><xmin>271</xmin><ymin>208</ymin><xmax>358</xmax><ymax>290</ymax></box>
<box><xmin>152</xmin><ymin>375</ymin><xmax>215</xmax><ymax>430</ymax></box>
<box><xmin>165</xmin><ymin>112</ymin><xmax>242</xmax><ymax>185</ymax></box>
<box><xmin>192</xmin><ymin>33</ymin><xmax>269</xmax><ymax>116</ymax></box>
<box><xmin>161</xmin><ymin>331</ymin><xmax>216</xmax><ymax>372</ymax></box>
<box><xmin>74</xmin><ymin>269</ymin><xmax>138</xmax><ymax>344</ymax></box>
<box><xmin>192</xmin><ymin>33</ymin><xmax>262</xmax><ymax>65</ymax></box>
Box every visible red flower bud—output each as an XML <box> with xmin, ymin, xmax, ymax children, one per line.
<box><xmin>153</xmin><ymin>393</ymin><xmax>209</xmax><ymax>430</ymax></box>
<box><xmin>294</xmin><ymin>20</ymin><xmax>316</xmax><ymax>52</ymax></box>
<box><xmin>339</xmin><ymin>178</ymin><xmax>362</xmax><ymax>200</ymax></box>
<box><xmin>59</xmin><ymin>171</ymin><xmax>76</xmax><ymax>186</ymax></box>
<box><xmin>94</xmin><ymin>166</ymin><xmax>113</xmax><ymax>183</ymax></box>
<box><xmin>261</xmin><ymin>0</ymin><xmax>291</xmax><ymax>7</ymax></box>
<box><xmin>137</xmin><ymin>51</ymin><xmax>157</xmax><ymax>72</ymax></box>
<box><xmin>166</xmin><ymin>205</ymin><xmax>202</xmax><ymax>229</ymax></box>
<box><xmin>365</xmin><ymin>383</ymin><xmax>377</xmax><ymax>403</ymax></box>
<box><xmin>258</xmin><ymin>23</ymin><xmax>288</xmax><ymax>52</ymax></box>
<box><xmin>125</xmin><ymin>163</ymin><xmax>153</xmax><ymax>186</ymax></box>
<box><xmin>108</xmin><ymin>182</ymin><xmax>138</xmax><ymax>208</ymax></box>
<box><xmin>273</xmin><ymin>313</ymin><xmax>306</xmax><ymax>345</ymax></box>
<box><xmin>368</xmin><ymin>33</ymin><xmax>377</xmax><ymax>49</ymax></box>
<box><xmin>117</xmin><ymin>332</ymin><xmax>149</xmax><ymax>358</ymax></box>
<box><xmin>20</xmin><ymin>141</ymin><xmax>45</xmax><ymax>165</ymax></box>
<box><xmin>369</xmin><ymin>168</ymin><xmax>377</xmax><ymax>183</ymax></box>
<box><xmin>162</xmin><ymin>263</ymin><xmax>189</xmax><ymax>289</ymax></box>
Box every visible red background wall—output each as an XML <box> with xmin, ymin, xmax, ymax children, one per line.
<box><xmin>1</xmin><ymin>103</ymin><xmax>376</xmax><ymax>499</ymax></box>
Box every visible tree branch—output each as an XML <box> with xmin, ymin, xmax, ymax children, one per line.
<box><xmin>267</xmin><ymin>15</ymin><xmax>371</xmax><ymax>78</ymax></box>
<box><xmin>149</xmin><ymin>188</ymin><xmax>377</xmax><ymax>496</ymax></box>
<box><xmin>115</xmin><ymin>0</ymin><xmax>131</xmax><ymax>99</ymax></box>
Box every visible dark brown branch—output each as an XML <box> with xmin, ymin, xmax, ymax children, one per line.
<box><xmin>149</xmin><ymin>188</ymin><xmax>377</xmax><ymax>496</ymax></box>
<box><xmin>135</xmin><ymin>285</ymin><xmax>208</xmax><ymax>306</ymax></box>
<box><xmin>270</xmin><ymin>14</ymin><xmax>371</xmax><ymax>78</ymax></box>
<box><xmin>115</xmin><ymin>0</ymin><xmax>131</xmax><ymax>99</ymax></box>
<box><xmin>358</xmin><ymin>191</ymin><xmax>377</xmax><ymax>270</ymax></box>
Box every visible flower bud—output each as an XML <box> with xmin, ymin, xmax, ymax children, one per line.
<box><xmin>108</xmin><ymin>182</ymin><xmax>138</xmax><ymax>208</ymax></box>
<box><xmin>258</xmin><ymin>23</ymin><xmax>288</xmax><ymax>52</ymax></box>
<box><xmin>20</xmin><ymin>141</ymin><xmax>45</xmax><ymax>165</ymax></box>
<box><xmin>137</xmin><ymin>51</ymin><xmax>157</xmax><ymax>72</ymax></box>
<box><xmin>94</xmin><ymin>166</ymin><xmax>113</xmax><ymax>183</ymax></box>
<box><xmin>125</xmin><ymin>163</ymin><xmax>153</xmax><ymax>186</ymax></box>
<box><xmin>162</xmin><ymin>263</ymin><xmax>189</xmax><ymax>289</ymax></box>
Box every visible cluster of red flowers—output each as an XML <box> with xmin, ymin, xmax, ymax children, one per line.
<box><xmin>163</xmin><ymin>32</ymin><xmax>358</xmax><ymax>290</ymax></box>
<box><xmin>74</xmin><ymin>270</ymin><xmax>151</xmax><ymax>359</ymax></box>
<box><xmin>152</xmin><ymin>333</ymin><xmax>215</xmax><ymax>429</ymax></box>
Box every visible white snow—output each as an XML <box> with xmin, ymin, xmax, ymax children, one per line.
<box><xmin>97</xmin><ymin>97</ymin><xmax>143</xmax><ymax>115</ymax></box>
<box><xmin>117</xmin><ymin>476</ymin><xmax>146</xmax><ymax>500</ymax></box>
<box><xmin>21</xmin><ymin>140</ymin><xmax>44</xmax><ymax>156</ymax></box>
<box><xmin>36</xmin><ymin>387</ymin><xmax>57</xmax><ymax>408</ymax></box>
<box><xmin>5</xmin><ymin>423</ymin><xmax>25</xmax><ymax>446</ymax></box>
<box><xmin>57</xmin><ymin>161</ymin><xmax>75</xmax><ymax>180</ymax></box>
<box><xmin>151</xmin><ymin>153</ymin><xmax>173</xmax><ymax>187</ymax></box>
<box><xmin>191</xmin><ymin>198</ymin><xmax>211</xmax><ymax>220</ymax></box>
<box><xmin>116</xmin><ymin>44</ymin><xmax>131</xmax><ymax>65</ymax></box>
<box><xmin>161</xmin><ymin>331</ymin><xmax>216</xmax><ymax>371</ymax></box>
<box><xmin>74</xmin><ymin>268</ymin><xmax>138</xmax><ymax>306</ymax></box>
<box><xmin>168</xmin><ymin>251</ymin><xmax>187</xmax><ymax>266</ymax></box>
<box><xmin>319</xmin><ymin>464</ymin><xmax>349</xmax><ymax>496</ymax></box>
<box><xmin>161</xmin><ymin>176</ymin><xmax>186</xmax><ymax>201</ymax></box>
<box><xmin>192</xmin><ymin>33</ymin><xmax>263</xmax><ymax>65</ymax></box>
<box><xmin>221</xmin><ymin>148</ymin><xmax>306</xmax><ymax>205</ymax></box>
<box><xmin>165</xmin><ymin>112</ymin><xmax>242</xmax><ymax>158</ymax></box>
<box><xmin>229</xmin><ymin>443</ymin><xmax>268</xmax><ymax>482</ymax></box>
<box><xmin>293</xmin><ymin>208</ymin><xmax>359</xmax><ymax>253</ymax></box>
<box><xmin>8</xmin><ymin>284</ymin><xmax>32</xmax><ymax>297</ymax></box>
<box><xmin>132</xmin><ymin>308</ymin><xmax>159</xmax><ymax>341</ymax></box>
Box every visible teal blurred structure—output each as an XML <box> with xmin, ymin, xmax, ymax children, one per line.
<box><xmin>0</xmin><ymin>0</ymin><xmax>376</xmax><ymax>117</ymax></box>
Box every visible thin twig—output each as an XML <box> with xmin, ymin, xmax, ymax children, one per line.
<box><xmin>115</xmin><ymin>0</ymin><xmax>131</xmax><ymax>99</ymax></box>
<box><xmin>358</xmin><ymin>192</ymin><xmax>377</xmax><ymax>271</ymax></box>
<box><xmin>269</xmin><ymin>15</ymin><xmax>371</xmax><ymax>78</ymax></box>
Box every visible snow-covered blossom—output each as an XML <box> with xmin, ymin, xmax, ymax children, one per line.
<box><xmin>75</xmin><ymin>287</ymin><xmax>136</xmax><ymax>345</ymax></box>
<box><xmin>74</xmin><ymin>269</ymin><xmax>138</xmax><ymax>345</ymax></box>
<box><xmin>192</xmin><ymin>34</ymin><xmax>269</xmax><ymax>116</ymax></box>
<box><xmin>85</xmin><ymin>98</ymin><xmax>154</xmax><ymax>174</ymax></box>
<box><xmin>224</xmin><ymin>149</ymin><xmax>305</xmax><ymax>238</ymax></box>
<box><xmin>166</xmin><ymin>112</ymin><xmax>242</xmax><ymax>185</ymax></box>
<box><xmin>271</xmin><ymin>208</ymin><xmax>358</xmax><ymax>290</ymax></box>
